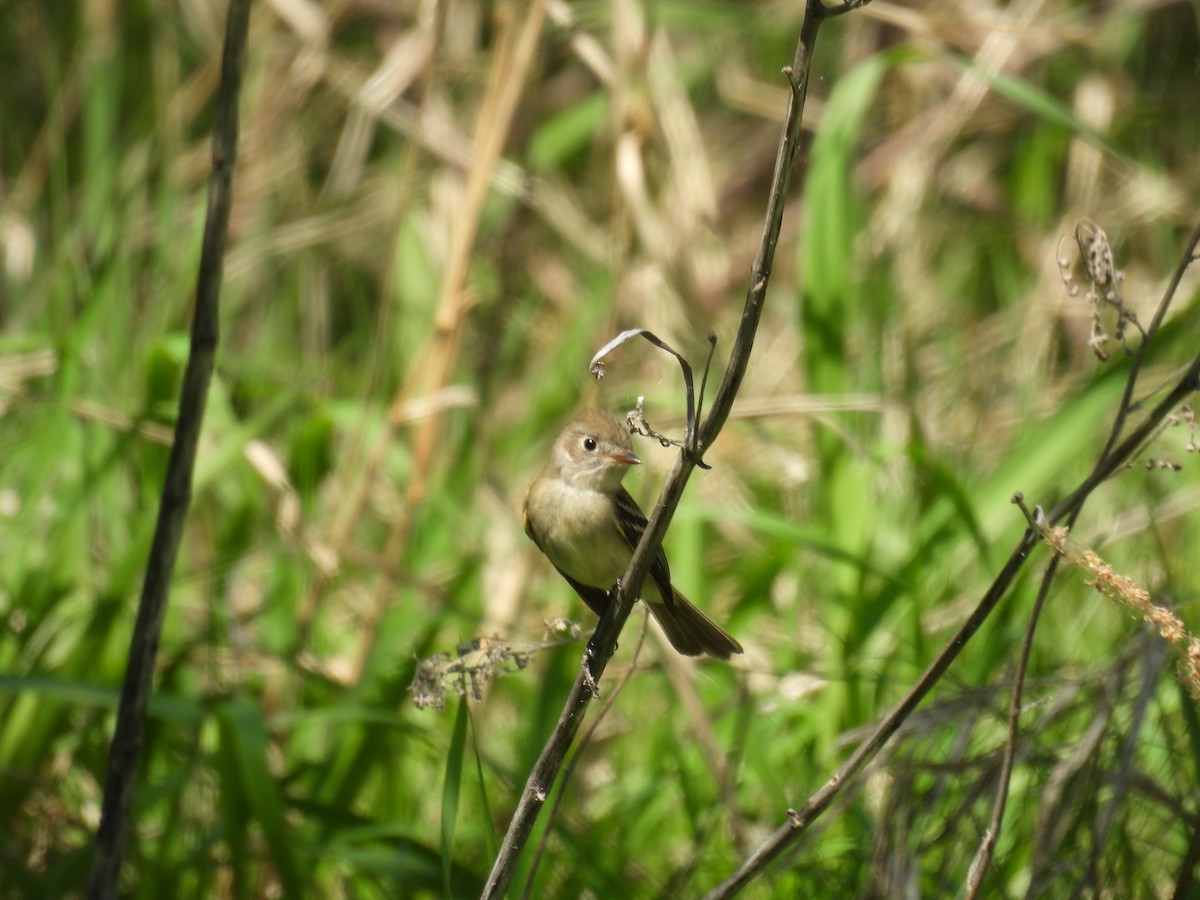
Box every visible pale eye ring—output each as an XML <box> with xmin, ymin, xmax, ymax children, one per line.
<box><xmin>582</xmin><ymin>437</ymin><xmax>598</xmax><ymax>452</ymax></box>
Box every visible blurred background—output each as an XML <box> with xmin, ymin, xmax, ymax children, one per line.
<box><xmin>2</xmin><ymin>0</ymin><xmax>1199</xmax><ymax>896</ymax></box>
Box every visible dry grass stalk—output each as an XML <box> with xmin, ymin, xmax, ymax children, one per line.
<box><xmin>1040</xmin><ymin>525</ymin><xmax>1200</xmax><ymax>698</ymax></box>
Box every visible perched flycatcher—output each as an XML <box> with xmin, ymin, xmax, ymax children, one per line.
<box><xmin>523</xmin><ymin>409</ymin><xmax>742</xmax><ymax>659</ymax></box>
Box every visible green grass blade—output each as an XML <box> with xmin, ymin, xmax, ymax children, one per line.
<box><xmin>441</xmin><ymin>697</ymin><xmax>469</xmax><ymax>898</ymax></box>
<box><xmin>216</xmin><ymin>698</ymin><xmax>305</xmax><ymax>896</ymax></box>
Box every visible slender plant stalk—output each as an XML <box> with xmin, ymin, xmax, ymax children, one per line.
<box><xmin>521</xmin><ymin>621</ymin><xmax>649</xmax><ymax>898</ymax></box>
<box><xmin>703</xmin><ymin>526</ymin><xmax>1040</xmax><ymax>899</ymax></box>
<box><xmin>480</xmin><ymin>0</ymin><xmax>872</xmax><ymax>894</ymax></box>
<box><xmin>965</xmin><ymin>555</ymin><xmax>1057</xmax><ymax>898</ymax></box>
<box><xmin>85</xmin><ymin>2</ymin><xmax>250</xmax><ymax>897</ymax></box>
<box><xmin>967</xmin><ymin>218</ymin><xmax>1200</xmax><ymax>895</ymax></box>
<box><xmin>710</xmin><ymin>220</ymin><xmax>1200</xmax><ymax>898</ymax></box>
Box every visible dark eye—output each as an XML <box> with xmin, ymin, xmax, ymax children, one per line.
<box><xmin>582</xmin><ymin>437</ymin><xmax>598</xmax><ymax>452</ymax></box>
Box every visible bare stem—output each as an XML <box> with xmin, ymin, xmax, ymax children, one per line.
<box><xmin>479</xmin><ymin>3</ymin><xmax>837</xmax><ymax>894</ymax></box>
<box><xmin>711</xmin><ymin>217</ymin><xmax>1200</xmax><ymax>896</ymax></box>
<box><xmin>703</xmin><ymin>526</ymin><xmax>1040</xmax><ymax>899</ymax></box>
<box><xmin>969</xmin><ymin>219</ymin><xmax>1200</xmax><ymax>894</ymax></box>
<box><xmin>85</xmin><ymin>2</ymin><xmax>250</xmax><ymax>897</ymax></box>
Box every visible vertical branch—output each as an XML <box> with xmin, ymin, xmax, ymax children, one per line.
<box><xmin>700</xmin><ymin>0</ymin><xmax>845</xmax><ymax>447</ymax></box>
<box><xmin>85</xmin><ymin>1</ymin><xmax>251</xmax><ymax>897</ymax></box>
<box><xmin>481</xmin><ymin>1</ymin><xmax>847</xmax><ymax>894</ymax></box>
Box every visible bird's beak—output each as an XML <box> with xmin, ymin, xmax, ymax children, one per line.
<box><xmin>606</xmin><ymin>450</ymin><xmax>641</xmax><ymax>466</ymax></box>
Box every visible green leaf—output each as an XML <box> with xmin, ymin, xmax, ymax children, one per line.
<box><xmin>441</xmin><ymin>697</ymin><xmax>469</xmax><ymax>897</ymax></box>
<box><xmin>802</xmin><ymin>51</ymin><xmax>894</xmax><ymax>320</ymax></box>
<box><xmin>216</xmin><ymin>698</ymin><xmax>305</xmax><ymax>896</ymax></box>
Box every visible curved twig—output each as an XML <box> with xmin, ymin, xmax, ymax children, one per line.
<box><xmin>590</xmin><ymin>329</ymin><xmax>711</xmax><ymax>468</ymax></box>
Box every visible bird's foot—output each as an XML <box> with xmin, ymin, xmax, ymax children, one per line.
<box><xmin>581</xmin><ymin>647</ymin><xmax>602</xmax><ymax>698</ymax></box>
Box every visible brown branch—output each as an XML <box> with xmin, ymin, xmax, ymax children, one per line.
<box><xmin>521</xmin><ymin>618</ymin><xmax>649</xmax><ymax>899</ymax></box>
<box><xmin>698</xmin><ymin>3</ymin><xmax>824</xmax><ymax>449</ymax></box>
<box><xmin>479</xmin><ymin>1</ymin><xmax>838</xmax><ymax>894</ymax></box>
<box><xmin>710</xmin><ymin>219</ymin><xmax>1200</xmax><ymax>896</ymax></box>
<box><xmin>968</xmin><ymin>218</ymin><xmax>1200</xmax><ymax>895</ymax></box>
<box><xmin>85</xmin><ymin>1</ymin><xmax>250</xmax><ymax>897</ymax></box>
<box><xmin>703</xmin><ymin>525</ymin><xmax>1041</xmax><ymax>899</ymax></box>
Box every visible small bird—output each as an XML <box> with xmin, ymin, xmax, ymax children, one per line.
<box><xmin>523</xmin><ymin>409</ymin><xmax>742</xmax><ymax>659</ymax></box>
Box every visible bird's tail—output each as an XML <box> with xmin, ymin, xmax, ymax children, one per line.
<box><xmin>645</xmin><ymin>589</ymin><xmax>742</xmax><ymax>660</ymax></box>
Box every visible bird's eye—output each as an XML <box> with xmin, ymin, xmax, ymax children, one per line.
<box><xmin>582</xmin><ymin>437</ymin><xmax>598</xmax><ymax>452</ymax></box>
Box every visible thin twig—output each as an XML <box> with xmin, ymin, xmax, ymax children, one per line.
<box><xmin>480</xmin><ymin>2</ymin><xmax>831</xmax><ymax>893</ymax></box>
<box><xmin>85</xmin><ymin>1</ymin><xmax>250</xmax><ymax>897</ymax></box>
<box><xmin>592</xmin><ymin>331</ymin><xmax>710</xmax><ymax>472</ymax></box>
<box><xmin>703</xmin><ymin>524</ymin><xmax>1041</xmax><ymax>899</ymax></box>
<box><xmin>1091</xmin><ymin>637</ymin><xmax>1165</xmax><ymax>864</ymax></box>
<box><xmin>1095</xmin><ymin>221</ymin><xmax>1200</xmax><ymax>461</ymax></box>
<box><xmin>968</xmin><ymin>220</ymin><xmax>1200</xmax><ymax>893</ymax></box>
<box><xmin>698</xmin><ymin>2</ymin><xmax>824</xmax><ymax>451</ymax></box>
<box><xmin>521</xmin><ymin>617</ymin><xmax>648</xmax><ymax>898</ymax></box>
<box><xmin>712</xmin><ymin>218</ymin><xmax>1200</xmax><ymax>896</ymax></box>
<box><xmin>965</xmin><ymin>555</ymin><xmax>1058</xmax><ymax>899</ymax></box>
<box><xmin>1049</xmin><ymin>353</ymin><xmax>1200</xmax><ymax>524</ymax></box>
<box><xmin>1172</xmin><ymin>813</ymin><xmax>1200</xmax><ymax>899</ymax></box>
<box><xmin>590</xmin><ymin>328</ymin><xmax>700</xmax><ymax>435</ymax></box>
<box><xmin>694</xmin><ymin>331</ymin><xmax>719</xmax><ymax>449</ymax></box>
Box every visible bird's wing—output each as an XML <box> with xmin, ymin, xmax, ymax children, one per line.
<box><xmin>550</xmin><ymin>566</ymin><xmax>612</xmax><ymax>618</ymax></box>
<box><xmin>612</xmin><ymin>486</ymin><xmax>676</xmax><ymax>609</ymax></box>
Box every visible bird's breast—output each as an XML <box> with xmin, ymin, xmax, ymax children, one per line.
<box><xmin>527</xmin><ymin>479</ymin><xmax>630</xmax><ymax>589</ymax></box>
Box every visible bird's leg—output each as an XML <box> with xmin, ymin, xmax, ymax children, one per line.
<box><xmin>580</xmin><ymin>655</ymin><xmax>601</xmax><ymax>697</ymax></box>
<box><xmin>587</xmin><ymin>580</ymin><xmax>622</xmax><ymax>653</ymax></box>
<box><xmin>583</xmin><ymin>580</ymin><xmax>623</xmax><ymax>691</ymax></box>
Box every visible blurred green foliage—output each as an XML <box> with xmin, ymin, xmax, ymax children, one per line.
<box><xmin>1</xmin><ymin>0</ymin><xmax>1199</xmax><ymax>897</ymax></box>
